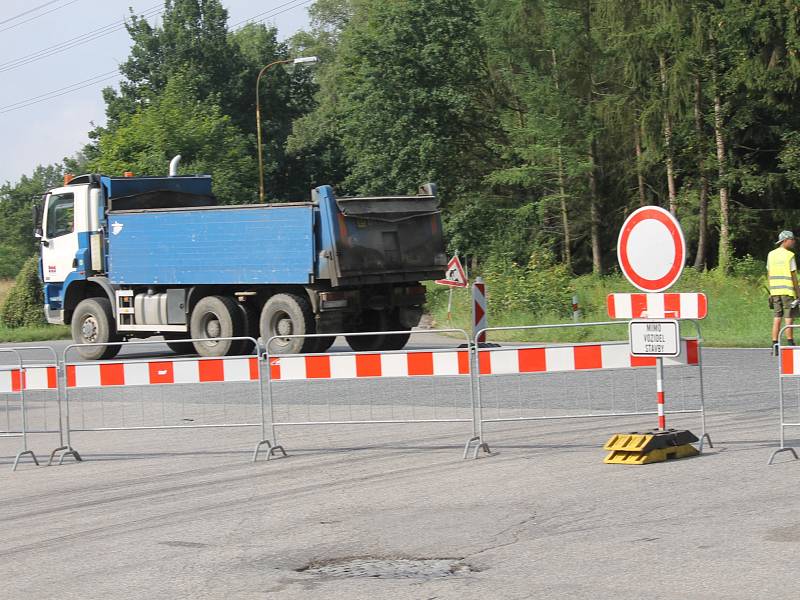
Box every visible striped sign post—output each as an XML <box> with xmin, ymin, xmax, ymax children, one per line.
<box><xmin>472</xmin><ymin>277</ymin><xmax>487</xmax><ymax>343</ymax></box>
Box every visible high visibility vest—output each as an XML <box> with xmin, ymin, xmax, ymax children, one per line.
<box><xmin>768</xmin><ymin>247</ymin><xmax>797</xmax><ymax>298</ymax></box>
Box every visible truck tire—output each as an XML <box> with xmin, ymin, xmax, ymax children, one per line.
<box><xmin>71</xmin><ymin>297</ymin><xmax>121</xmax><ymax>360</ymax></box>
<box><xmin>310</xmin><ymin>336</ymin><xmax>336</xmax><ymax>353</ymax></box>
<box><xmin>164</xmin><ymin>335</ymin><xmax>196</xmax><ymax>355</ymax></box>
<box><xmin>345</xmin><ymin>310</ymin><xmax>386</xmax><ymax>352</ymax></box>
<box><xmin>260</xmin><ymin>293</ymin><xmax>316</xmax><ymax>355</ymax></box>
<box><xmin>381</xmin><ymin>330</ymin><xmax>411</xmax><ymax>351</ymax></box>
<box><xmin>230</xmin><ymin>302</ymin><xmax>258</xmax><ymax>356</ymax></box>
<box><xmin>190</xmin><ymin>295</ymin><xmax>244</xmax><ymax>357</ymax></box>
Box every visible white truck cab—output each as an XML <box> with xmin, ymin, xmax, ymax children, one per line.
<box><xmin>37</xmin><ymin>176</ymin><xmax>104</xmax><ymax>325</ymax></box>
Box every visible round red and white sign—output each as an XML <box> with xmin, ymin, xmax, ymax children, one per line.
<box><xmin>617</xmin><ymin>206</ymin><xmax>685</xmax><ymax>292</ymax></box>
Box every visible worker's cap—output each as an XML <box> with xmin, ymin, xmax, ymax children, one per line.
<box><xmin>777</xmin><ymin>230</ymin><xmax>796</xmax><ymax>244</ymax></box>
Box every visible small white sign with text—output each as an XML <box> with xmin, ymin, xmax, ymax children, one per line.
<box><xmin>628</xmin><ymin>319</ymin><xmax>680</xmax><ymax>357</ymax></box>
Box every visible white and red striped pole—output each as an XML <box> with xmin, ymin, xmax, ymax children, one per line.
<box><xmin>472</xmin><ymin>276</ymin><xmax>487</xmax><ymax>343</ymax></box>
<box><xmin>656</xmin><ymin>357</ymin><xmax>665</xmax><ymax>430</ymax></box>
<box><xmin>571</xmin><ymin>294</ymin><xmax>581</xmax><ymax>321</ymax></box>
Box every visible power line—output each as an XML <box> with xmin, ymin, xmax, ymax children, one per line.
<box><xmin>0</xmin><ymin>4</ymin><xmax>163</xmax><ymax>73</ymax></box>
<box><xmin>0</xmin><ymin>0</ymin><xmax>81</xmax><ymax>34</ymax></box>
<box><xmin>0</xmin><ymin>70</ymin><xmax>120</xmax><ymax>113</ymax></box>
<box><xmin>0</xmin><ymin>0</ymin><xmax>314</xmax><ymax>115</ymax></box>
<box><xmin>0</xmin><ymin>0</ymin><xmax>65</xmax><ymax>25</ymax></box>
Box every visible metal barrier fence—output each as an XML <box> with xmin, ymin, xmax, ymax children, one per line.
<box><xmin>464</xmin><ymin>321</ymin><xmax>711</xmax><ymax>459</ymax></box>
<box><xmin>255</xmin><ymin>329</ymin><xmax>476</xmax><ymax>460</ymax></box>
<box><xmin>0</xmin><ymin>346</ymin><xmax>62</xmax><ymax>470</ymax></box>
<box><xmin>52</xmin><ymin>337</ymin><xmax>273</xmax><ymax>465</ymax></box>
<box><xmin>768</xmin><ymin>325</ymin><xmax>800</xmax><ymax>465</ymax></box>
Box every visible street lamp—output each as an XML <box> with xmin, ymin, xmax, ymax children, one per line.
<box><xmin>256</xmin><ymin>56</ymin><xmax>319</xmax><ymax>203</ymax></box>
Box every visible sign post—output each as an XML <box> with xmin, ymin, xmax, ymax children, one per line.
<box><xmin>602</xmin><ymin>206</ymin><xmax>708</xmax><ymax>464</ymax></box>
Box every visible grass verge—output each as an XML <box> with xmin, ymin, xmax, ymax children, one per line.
<box><xmin>426</xmin><ymin>270</ymin><xmax>772</xmax><ymax>348</ymax></box>
<box><xmin>0</xmin><ymin>325</ymin><xmax>71</xmax><ymax>343</ymax></box>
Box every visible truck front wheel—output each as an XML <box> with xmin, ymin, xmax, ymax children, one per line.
<box><xmin>260</xmin><ymin>293</ymin><xmax>316</xmax><ymax>355</ymax></box>
<box><xmin>190</xmin><ymin>296</ymin><xmax>244</xmax><ymax>357</ymax></box>
<box><xmin>71</xmin><ymin>297</ymin><xmax>121</xmax><ymax>360</ymax></box>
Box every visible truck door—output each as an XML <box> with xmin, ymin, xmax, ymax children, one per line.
<box><xmin>41</xmin><ymin>185</ymin><xmax>87</xmax><ymax>284</ymax></box>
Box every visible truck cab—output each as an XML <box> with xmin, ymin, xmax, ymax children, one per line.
<box><xmin>36</xmin><ymin>168</ymin><xmax>446</xmax><ymax>360</ymax></box>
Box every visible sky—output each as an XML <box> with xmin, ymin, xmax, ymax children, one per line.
<box><xmin>0</xmin><ymin>0</ymin><xmax>312</xmax><ymax>185</ymax></box>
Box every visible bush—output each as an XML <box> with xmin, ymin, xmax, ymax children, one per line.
<box><xmin>482</xmin><ymin>248</ymin><xmax>575</xmax><ymax>317</ymax></box>
<box><xmin>0</xmin><ymin>256</ymin><xmax>46</xmax><ymax>328</ymax></box>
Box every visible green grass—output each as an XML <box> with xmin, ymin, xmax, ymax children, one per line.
<box><xmin>426</xmin><ymin>269</ymin><xmax>772</xmax><ymax>347</ymax></box>
<box><xmin>0</xmin><ymin>324</ymin><xmax>70</xmax><ymax>343</ymax></box>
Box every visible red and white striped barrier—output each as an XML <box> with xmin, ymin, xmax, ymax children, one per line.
<box><xmin>780</xmin><ymin>348</ymin><xmax>800</xmax><ymax>376</ymax></box>
<box><xmin>477</xmin><ymin>339</ymin><xmax>699</xmax><ymax>376</ymax></box>
<box><xmin>66</xmin><ymin>357</ymin><xmax>259</xmax><ymax>389</ymax></box>
<box><xmin>0</xmin><ymin>366</ymin><xmax>59</xmax><ymax>393</ymax></box>
<box><xmin>270</xmin><ymin>350</ymin><xmax>471</xmax><ymax>382</ymax></box>
<box><xmin>607</xmin><ymin>293</ymin><xmax>707</xmax><ymax>319</ymax></box>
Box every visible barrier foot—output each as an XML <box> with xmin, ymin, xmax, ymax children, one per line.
<box><xmin>463</xmin><ymin>436</ymin><xmax>491</xmax><ymax>460</ymax></box>
<box><xmin>48</xmin><ymin>445</ymin><xmax>82</xmax><ymax>466</ymax></box>
<box><xmin>698</xmin><ymin>433</ymin><xmax>713</xmax><ymax>453</ymax></box>
<box><xmin>253</xmin><ymin>439</ymin><xmax>287</xmax><ymax>462</ymax></box>
<box><xmin>12</xmin><ymin>449</ymin><xmax>39</xmax><ymax>472</ymax></box>
<box><xmin>768</xmin><ymin>447</ymin><xmax>798</xmax><ymax>465</ymax></box>
<box><xmin>54</xmin><ymin>446</ymin><xmax>82</xmax><ymax>466</ymax></box>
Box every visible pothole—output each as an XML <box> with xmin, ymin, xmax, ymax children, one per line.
<box><xmin>298</xmin><ymin>557</ymin><xmax>474</xmax><ymax>579</ymax></box>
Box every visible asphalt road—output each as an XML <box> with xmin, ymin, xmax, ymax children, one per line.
<box><xmin>2</xmin><ymin>336</ymin><xmax>798</xmax><ymax>599</ymax></box>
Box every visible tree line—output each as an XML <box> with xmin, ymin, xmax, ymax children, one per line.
<box><xmin>2</xmin><ymin>0</ymin><xmax>799</xmax><ymax>280</ymax></box>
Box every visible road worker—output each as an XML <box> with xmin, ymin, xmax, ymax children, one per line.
<box><xmin>768</xmin><ymin>230</ymin><xmax>800</xmax><ymax>354</ymax></box>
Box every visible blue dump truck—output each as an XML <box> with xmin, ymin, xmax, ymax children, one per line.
<box><xmin>34</xmin><ymin>161</ymin><xmax>447</xmax><ymax>359</ymax></box>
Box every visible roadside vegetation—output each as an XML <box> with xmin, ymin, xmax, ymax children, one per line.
<box><xmin>0</xmin><ymin>259</ymin><xmax>69</xmax><ymax>343</ymax></box>
<box><xmin>427</xmin><ymin>255</ymin><xmax>769</xmax><ymax>348</ymax></box>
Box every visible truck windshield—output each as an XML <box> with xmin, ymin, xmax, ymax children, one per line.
<box><xmin>46</xmin><ymin>193</ymin><xmax>74</xmax><ymax>238</ymax></box>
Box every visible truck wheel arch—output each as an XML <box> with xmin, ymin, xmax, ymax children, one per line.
<box><xmin>63</xmin><ymin>277</ymin><xmax>117</xmax><ymax>324</ymax></box>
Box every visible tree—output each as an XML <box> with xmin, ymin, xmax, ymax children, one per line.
<box><xmin>90</xmin><ymin>76</ymin><xmax>257</xmax><ymax>204</ymax></box>
<box><xmin>0</xmin><ymin>164</ymin><xmax>63</xmax><ymax>278</ymax></box>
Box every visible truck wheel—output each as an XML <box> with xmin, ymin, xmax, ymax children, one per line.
<box><xmin>190</xmin><ymin>295</ymin><xmax>244</xmax><ymax>357</ymax></box>
<box><xmin>164</xmin><ymin>335</ymin><xmax>196</xmax><ymax>355</ymax></box>
<box><xmin>231</xmin><ymin>302</ymin><xmax>258</xmax><ymax>356</ymax></box>
<box><xmin>345</xmin><ymin>310</ymin><xmax>387</xmax><ymax>352</ymax></box>
<box><xmin>260</xmin><ymin>293</ymin><xmax>316</xmax><ymax>355</ymax></box>
<box><xmin>71</xmin><ymin>297</ymin><xmax>121</xmax><ymax>360</ymax></box>
<box><xmin>381</xmin><ymin>330</ymin><xmax>411</xmax><ymax>351</ymax></box>
<box><xmin>310</xmin><ymin>336</ymin><xmax>336</xmax><ymax>353</ymax></box>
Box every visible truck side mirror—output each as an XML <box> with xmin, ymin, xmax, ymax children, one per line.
<box><xmin>32</xmin><ymin>202</ymin><xmax>43</xmax><ymax>238</ymax></box>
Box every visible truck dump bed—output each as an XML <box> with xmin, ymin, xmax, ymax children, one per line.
<box><xmin>106</xmin><ymin>184</ymin><xmax>445</xmax><ymax>287</ymax></box>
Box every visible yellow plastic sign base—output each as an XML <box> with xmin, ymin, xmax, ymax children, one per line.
<box><xmin>603</xmin><ymin>429</ymin><xmax>699</xmax><ymax>465</ymax></box>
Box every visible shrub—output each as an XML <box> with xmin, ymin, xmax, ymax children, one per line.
<box><xmin>0</xmin><ymin>256</ymin><xmax>46</xmax><ymax>328</ymax></box>
<box><xmin>483</xmin><ymin>248</ymin><xmax>575</xmax><ymax>317</ymax></box>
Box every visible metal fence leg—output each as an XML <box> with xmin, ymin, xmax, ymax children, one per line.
<box><xmin>463</xmin><ymin>347</ymin><xmax>490</xmax><ymax>459</ymax></box>
<box><xmin>50</xmin><ymin>363</ymin><xmax>82</xmax><ymax>465</ymax></box>
<box><xmin>12</xmin><ymin>449</ymin><xmax>39</xmax><ymax>472</ymax></box>
<box><xmin>769</xmin><ymin>339</ymin><xmax>798</xmax><ymax>465</ymax></box>
<box><xmin>253</xmin><ymin>352</ymin><xmax>286</xmax><ymax>462</ymax></box>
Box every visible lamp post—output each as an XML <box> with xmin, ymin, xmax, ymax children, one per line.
<box><xmin>256</xmin><ymin>56</ymin><xmax>318</xmax><ymax>203</ymax></box>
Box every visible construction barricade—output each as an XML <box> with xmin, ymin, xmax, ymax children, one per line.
<box><xmin>768</xmin><ymin>325</ymin><xmax>800</xmax><ymax>465</ymax></box>
<box><xmin>52</xmin><ymin>337</ymin><xmax>271</xmax><ymax>464</ymax></box>
<box><xmin>0</xmin><ymin>346</ymin><xmax>62</xmax><ymax>471</ymax></box>
<box><xmin>254</xmin><ymin>329</ymin><xmax>476</xmax><ymax>460</ymax></box>
<box><xmin>464</xmin><ymin>321</ymin><xmax>710</xmax><ymax>459</ymax></box>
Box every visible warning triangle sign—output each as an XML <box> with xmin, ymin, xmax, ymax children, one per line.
<box><xmin>435</xmin><ymin>256</ymin><xmax>468</xmax><ymax>288</ymax></box>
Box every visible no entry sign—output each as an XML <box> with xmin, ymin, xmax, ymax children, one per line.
<box><xmin>617</xmin><ymin>206</ymin><xmax>686</xmax><ymax>293</ymax></box>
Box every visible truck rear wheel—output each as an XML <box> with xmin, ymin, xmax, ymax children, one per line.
<box><xmin>71</xmin><ymin>297</ymin><xmax>121</xmax><ymax>360</ymax></box>
<box><xmin>230</xmin><ymin>302</ymin><xmax>258</xmax><ymax>356</ymax></box>
<box><xmin>164</xmin><ymin>335</ymin><xmax>196</xmax><ymax>355</ymax></box>
<box><xmin>190</xmin><ymin>295</ymin><xmax>244</xmax><ymax>357</ymax></box>
<box><xmin>260</xmin><ymin>293</ymin><xmax>316</xmax><ymax>355</ymax></box>
<box><xmin>345</xmin><ymin>310</ymin><xmax>387</xmax><ymax>352</ymax></box>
